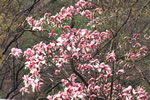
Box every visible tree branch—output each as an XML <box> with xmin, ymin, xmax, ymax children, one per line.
<box><xmin>70</xmin><ymin>59</ymin><xmax>88</xmax><ymax>87</ymax></box>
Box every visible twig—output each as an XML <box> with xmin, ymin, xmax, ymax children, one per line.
<box><xmin>0</xmin><ymin>67</ymin><xmax>8</xmax><ymax>89</ymax></box>
<box><xmin>70</xmin><ymin>59</ymin><xmax>88</xmax><ymax>87</ymax></box>
<box><xmin>45</xmin><ymin>81</ymin><xmax>62</xmax><ymax>95</ymax></box>
<box><xmin>136</xmin><ymin>67</ymin><xmax>150</xmax><ymax>86</ymax></box>
<box><xmin>5</xmin><ymin>80</ymin><xmax>22</xmax><ymax>99</ymax></box>
<box><xmin>2</xmin><ymin>0</ymin><xmax>40</xmax><ymax>55</ymax></box>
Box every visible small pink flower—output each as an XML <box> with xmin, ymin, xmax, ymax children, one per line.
<box><xmin>134</xmin><ymin>43</ymin><xmax>141</xmax><ymax>47</ymax></box>
<box><xmin>94</xmin><ymin>85</ymin><xmax>100</xmax><ymax>91</ymax></box>
<box><xmin>80</xmin><ymin>10</ymin><xmax>93</xmax><ymax>19</ymax></box>
<box><xmin>107</xmin><ymin>51</ymin><xmax>116</xmax><ymax>62</ymax></box>
<box><xmin>44</xmin><ymin>13</ymin><xmax>51</xmax><ymax>18</ymax></box>
<box><xmin>10</xmin><ymin>48</ymin><xmax>22</xmax><ymax>57</ymax></box>
<box><xmin>49</xmin><ymin>29</ymin><xmax>56</xmax><ymax>36</ymax></box>
<box><xmin>94</xmin><ymin>8</ymin><xmax>102</xmax><ymax>14</ymax></box>
<box><xmin>126</xmin><ymin>76</ymin><xmax>131</xmax><ymax>80</ymax></box>
<box><xmin>40</xmin><ymin>18</ymin><xmax>45</xmax><ymax>22</ymax></box>
<box><xmin>47</xmin><ymin>95</ymin><xmax>53</xmax><ymax>100</ymax></box>
<box><xmin>55</xmin><ymin>69</ymin><xmax>61</xmax><ymax>74</ymax></box>
<box><xmin>24</xmin><ymin>48</ymin><xmax>34</xmax><ymax>57</ymax></box>
<box><xmin>117</xmin><ymin>69</ymin><xmax>124</xmax><ymax>74</ymax></box>
<box><xmin>32</xmin><ymin>26</ymin><xmax>42</xmax><ymax>31</ymax></box>
<box><xmin>88</xmin><ymin>77</ymin><xmax>95</xmax><ymax>84</ymax></box>
<box><xmin>140</xmin><ymin>46</ymin><xmax>148</xmax><ymax>55</ymax></box>
<box><xmin>133</xmin><ymin>33</ymin><xmax>140</xmax><ymax>39</ymax></box>
<box><xmin>72</xmin><ymin>53</ymin><xmax>79</xmax><ymax>59</ymax></box>
<box><xmin>122</xmin><ymin>86</ymin><xmax>132</xmax><ymax>93</ymax></box>
<box><xmin>127</xmin><ymin>53</ymin><xmax>140</xmax><ymax>60</ymax></box>
<box><xmin>100</xmin><ymin>32</ymin><xmax>108</xmax><ymax>40</ymax></box>
<box><xmin>90</xmin><ymin>94</ymin><xmax>96</xmax><ymax>98</ymax></box>
<box><xmin>26</xmin><ymin>17</ymin><xmax>34</xmax><ymax>26</ymax></box>
<box><xmin>64</xmin><ymin>26</ymin><xmax>71</xmax><ymax>31</ymax></box>
<box><xmin>20</xmin><ymin>87</ymin><xmax>30</xmax><ymax>95</ymax></box>
<box><xmin>63</xmin><ymin>54</ymin><xmax>71</xmax><ymax>60</ymax></box>
<box><xmin>106</xmin><ymin>73</ymin><xmax>112</xmax><ymax>78</ymax></box>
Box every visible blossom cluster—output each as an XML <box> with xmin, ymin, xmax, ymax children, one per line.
<box><xmin>25</xmin><ymin>0</ymin><xmax>102</xmax><ymax>32</ymax></box>
<box><xmin>125</xmin><ymin>33</ymin><xmax>148</xmax><ymax>61</ymax></box>
<box><xmin>48</xmin><ymin>74</ymin><xmax>86</xmax><ymax>100</ymax></box>
<box><xmin>10</xmin><ymin>0</ymin><xmax>149</xmax><ymax>99</ymax></box>
<box><xmin>10</xmin><ymin>48</ymin><xmax>22</xmax><ymax>57</ymax></box>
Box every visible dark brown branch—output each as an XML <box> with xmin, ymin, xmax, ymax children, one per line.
<box><xmin>0</xmin><ymin>67</ymin><xmax>8</xmax><ymax>89</ymax></box>
<box><xmin>5</xmin><ymin>80</ymin><xmax>22</xmax><ymax>99</ymax></box>
<box><xmin>24</xmin><ymin>29</ymin><xmax>50</xmax><ymax>42</ymax></box>
<box><xmin>16</xmin><ymin>65</ymin><xmax>24</xmax><ymax>83</ymax></box>
<box><xmin>0</xmin><ymin>54</ymin><xmax>10</xmax><ymax>71</ymax></box>
<box><xmin>45</xmin><ymin>81</ymin><xmax>62</xmax><ymax>95</ymax></box>
<box><xmin>5</xmin><ymin>62</ymin><xmax>24</xmax><ymax>98</ymax></box>
<box><xmin>70</xmin><ymin>59</ymin><xmax>88</xmax><ymax>87</ymax></box>
<box><xmin>2</xmin><ymin>0</ymin><xmax>40</xmax><ymax>55</ymax></box>
<box><xmin>10</xmin><ymin>91</ymin><xmax>20</xmax><ymax>99</ymax></box>
<box><xmin>2</xmin><ymin>30</ymin><xmax>25</xmax><ymax>55</ymax></box>
<box><xmin>136</xmin><ymin>67</ymin><xmax>150</xmax><ymax>86</ymax></box>
<box><xmin>110</xmin><ymin>42</ymin><xmax>116</xmax><ymax>100</ymax></box>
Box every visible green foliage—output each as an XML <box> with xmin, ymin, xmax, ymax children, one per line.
<box><xmin>0</xmin><ymin>90</ymin><xmax>4</xmax><ymax>98</ymax></box>
<box><xmin>141</xmin><ymin>81</ymin><xmax>150</xmax><ymax>93</ymax></box>
<box><xmin>24</xmin><ymin>68</ymin><xmax>30</xmax><ymax>75</ymax></box>
<box><xmin>22</xmin><ymin>31</ymin><xmax>38</xmax><ymax>49</ymax></box>
<box><xmin>146</xmin><ymin>29</ymin><xmax>150</xmax><ymax>35</ymax></box>
<box><xmin>48</xmin><ymin>84</ymin><xmax>63</xmax><ymax>95</ymax></box>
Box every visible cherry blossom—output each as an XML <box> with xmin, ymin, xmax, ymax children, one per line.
<box><xmin>107</xmin><ymin>51</ymin><xmax>116</xmax><ymax>62</ymax></box>
<box><xmin>10</xmin><ymin>48</ymin><xmax>22</xmax><ymax>57</ymax></box>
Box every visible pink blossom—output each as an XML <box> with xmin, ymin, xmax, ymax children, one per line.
<box><xmin>133</xmin><ymin>33</ymin><xmax>140</xmax><ymax>39</ymax></box>
<box><xmin>49</xmin><ymin>29</ymin><xmax>56</xmax><ymax>36</ymax></box>
<box><xmin>117</xmin><ymin>69</ymin><xmax>124</xmax><ymax>74</ymax></box>
<box><xmin>80</xmin><ymin>10</ymin><xmax>93</xmax><ymax>19</ymax></box>
<box><xmin>64</xmin><ymin>25</ymin><xmax>71</xmax><ymax>31</ymax></box>
<box><xmin>107</xmin><ymin>51</ymin><xmax>116</xmax><ymax>62</ymax></box>
<box><xmin>100</xmin><ymin>32</ymin><xmax>109</xmax><ymax>40</ymax></box>
<box><xmin>48</xmin><ymin>75</ymin><xmax>86</xmax><ymax>99</ymax></box>
<box><xmin>31</xmin><ymin>78</ymin><xmax>43</xmax><ymax>92</ymax></box>
<box><xmin>63</xmin><ymin>54</ymin><xmax>71</xmax><ymax>60</ymax></box>
<box><xmin>55</xmin><ymin>69</ymin><xmax>61</xmax><ymax>74</ymax></box>
<box><xmin>127</xmin><ymin>52</ymin><xmax>140</xmax><ymax>60</ymax></box>
<box><xmin>24</xmin><ymin>48</ymin><xmax>34</xmax><ymax>57</ymax></box>
<box><xmin>72</xmin><ymin>53</ymin><xmax>79</xmax><ymax>59</ymax></box>
<box><xmin>94</xmin><ymin>8</ymin><xmax>102</xmax><ymax>14</ymax></box>
<box><xmin>88</xmin><ymin>77</ymin><xmax>95</xmax><ymax>84</ymax></box>
<box><xmin>122</xmin><ymin>86</ymin><xmax>132</xmax><ymax>93</ymax></box>
<box><xmin>140</xmin><ymin>46</ymin><xmax>148</xmax><ymax>55</ymax></box>
<box><xmin>75</xmin><ymin>0</ymin><xmax>93</xmax><ymax>8</ymax></box>
<box><xmin>32</xmin><ymin>26</ymin><xmax>42</xmax><ymax>31</ymax></box>
<box><xmin>44</xmin><ymin>13</ymin><xmax>51</xmax><ymax>18</ymax></box>
<box><xmin>20</xmin><ymin>87</ymin><xmax>30</xmax><ymax>95</ymax></box>
<box><xmin>123</xmin><ymin>63</ymin><xmax>129</xmax><ymax>69</ymax></box>
<box><xmin>26</xmin><ymin>17</ymin><xmax>34</xmax><ymax>26</ymax></box>
<box><xmin>90</xmin><ymin>94</ymin><xmax>96</xmax><ymax>98</ymax></box>
<box><xmin>47</xmin><ymin>95</ymin><xmax>53</xmax><ymax>100</ymax></box>
<box><xmin>10</xmin><ymin>48</ymin><xmax>22</xmax><ymax>57</ymax></box>
<box><xmin>134</xmin><ymin>43</ymin><xmax>141</xmax><ymax>47</ymax></box>
<box><xmin>133</xmin><ymin>86</ymin><xmax>149</xmax><ymax>100</ymax></box>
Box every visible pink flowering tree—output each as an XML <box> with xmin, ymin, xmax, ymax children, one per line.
<box><xmin>10</xmin><ymin>0</ymin><xmax>150</xmax><ymax>99</ymax></box>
